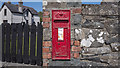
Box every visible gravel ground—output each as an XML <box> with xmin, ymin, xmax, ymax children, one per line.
<box><xmin>0</xmin><ymin>61</ymin><xmax>40</xmax><ymax>67</ymax></box>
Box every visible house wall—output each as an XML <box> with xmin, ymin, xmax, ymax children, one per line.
<box><xmin>0</xmin><ymin>11</ymin><xmax>1</xmax><ymax>24</ymax></box>
<box><xmin>0</xmin><ymin>5</ymin><xmax>40</xmax><ymax>25</ymax></box>
<box><xmin>12</xmin><ymin>11</ymin><xmax>33</xmax><ymax>25</ymax></box>
<box><xmin>28</xmin><ymin>12</ymin><xmax>32</xmax><ymax>25</ymax></box>
<box><xmin>12</xmin><ymin>13</ymin><xmax>23</xmax><ymax>23</ymax></box>
<box><xmin>33</xmin><ymin>15</ymin><xmax>40</xmax><ymax>25</ymax></box>
<box><xmin>42</xmin><ymin>2</ymin><xmax>120</xmax><ymax>66</ymax></box>
<box><xmin>0</xmin><ymin>5</ymin><xmax>12</xmax><ymax>24</ymax></box>
<box><xmin>22</xmin><ymin>11</ymin><xmax>40</xmax><ymax>25</ymax></box>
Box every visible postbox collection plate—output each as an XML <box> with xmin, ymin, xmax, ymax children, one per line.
<box><xmin>52</xmin><ymin>10</ymin><xmax>71</xmax><ymax>60</ymax></box>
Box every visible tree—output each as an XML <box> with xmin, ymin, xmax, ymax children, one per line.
<box><xmin>38</xmin><ymin>11</ymin><xmax>43</xmax><ymax>23</ymax></box>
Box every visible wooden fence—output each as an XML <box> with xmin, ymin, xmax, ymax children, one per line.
<box><xmin>2</xmin><ymin>22</ymin><xmax>43</xmax><ymax>66</ymax></box>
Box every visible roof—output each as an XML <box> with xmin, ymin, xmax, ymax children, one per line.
<box><xmin>0</xmin><ymin>2</ymin><xmax>38</xmax><ymax>15</ymax></box>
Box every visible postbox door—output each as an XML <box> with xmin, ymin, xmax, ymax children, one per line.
<box><xmin>52</xmin><ymin>28</ymin><xmax>70</xmax><ymax>60</ymax></box>
<box><xmin>57</xmin><ymin>28</ymin><xmax>68</xmax><ymax>55</ymax></box>
<box><xmin>52</xmin><ymin>10</ymin><xmax>70</xmax><ymax>60</ymax></box>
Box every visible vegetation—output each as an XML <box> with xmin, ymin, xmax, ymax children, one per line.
<box><xmin>38</xmin><ymin>11</ymin><xmax>43</xmax><ymax>23</ymax></box>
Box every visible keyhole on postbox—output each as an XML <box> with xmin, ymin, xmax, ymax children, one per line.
<box><xmin>58</xmin><ymin>43</ymin><xmax>60</xmax><ymax>45</ymax></box>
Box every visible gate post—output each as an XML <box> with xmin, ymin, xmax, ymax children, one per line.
<box><xmin>5</xmin><ymin>23</ymin><xmax>11</xmax><ymax>62</ymax></box>
<box><xmin>23</xmin><ymin>22</ymin><xmax>29</xmax><ymax>64</ymax></box>
<box><xmin>2</xmin><ymin>24</ymin><xmax>5</xmax><ymax>62</ymax></box>
<box><xmin>17</xmin><ymin>23</ymin><xmax>23</xmax><ymax>63</ymax></box>
<box><xmin>11</xmin><ymin>23</ymin><xmax>17</xmax><ymax>63</ymax></box>
<box><xmin>0</xmin><ymin>24</ymin><xmax>2</xmax><ymax>67</ymax></box>
<box><xmin>30</xmin><ymin>22</ymin><xmax>36</xmax><ymax>65</ymax></box>
<box><xmin>36</xmin><ymin>22</ymin><xmax>43</xmax><ymax>66</ymax></box>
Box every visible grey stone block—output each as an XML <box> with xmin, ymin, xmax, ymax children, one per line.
<box><xmin>82</xmin><ymin>5</ymin><xmax>100</xmax><ymax>15</ymax></box>
<box><xmin>83</xmin><ymin>16</ymin><xmax>105</xmax><ymax>22</ymax></box>
<box><xmin>82</xmin><ymin>2</ymin><xmax>118</xmax><ymax>15</ymax></box>
<box><xmin>74</xmin><ymin>28</ymin><xmax>85</xmax><ymax>40</ymax></box>
<box><xmin>81</xmin><ymin>20</ymin><xmax>104</xmax><ymax>29</ymax></box>
<box><xmin>71</xmin><ymin>24</ymin><xmax>81</xmax><ymax>30</ymax></box>
<box><xmin>67</xmin><ymin>2</ymin><xmax>81</xmax><ymax>7</ymax></box>
<box><xmin>105</xmin><ymin>36</ymin><xmax>119</xmax><ymax>44</ymax></box>
<box><xmin>91</xmin><ymin>29</ymin><xmax>104</xmax><ymax>39</ymax></box>
<box><xmin>84</xmin><ymin>46</ymin><xmax>112</xmax><ymax>54</ymax></box>
<box><xmin>90</xmin><ymin>41</ymin><xmax>103</xmax><ymax>48</ymax></box>
<box><xmin>110</xmin><ymin>43</ymin><xmax>120</xmax><ymax>52</ymax></box>
<box><xmin>71</xmin><ymin>29</ymin><xmax>75</xmax><ymax>39</ymax></box>
<box><xmin>100</xmin><ymin>2</ymin><xmax>118</xmax><ymax>15</ymax></box>
<box><xmin>81</xmin><ymin>28</ymin><xmax>105</xmax><ymax>46</ymax></box>
<box><xmin>46</xmin><ymin>2</ymin><xmax>67</xmax><ymax>8</ymax></box>
<box><xmin>43</xmin><ymin>28</ymin><xmax>51</xmax><ymax>40</ymax></box>
<box><xmin>72</xmin><ymin>14</ymin><xmax>82</xmax><ymax>24</ymax></box>
<box><xmin>48</xmin><ymin>61</ymin><xmax>72</xmax><ymax>66</ymax></box>
<box><xmin>99</xmin><ymin>52</ymin><xmax>119</xmax><ymax>66</ymax></box>
<box><xmin>81</xmin><ymin>28</ymin><xmax>90</xmax><ymax>36</ymax></box>
<box><xmin>48</xmin><ymin>59</ymin><xmax>107</xmax><ymax>66</ymax></box>
<box><xmin>94</xmin><ymin>22</ymin><xmax>104</xmax><ymax>29</ymax></box>
<box><xmin>48</xmin><ymin>57</ymin><xmax>110</xmax><ymax>66</ymax></box>
<box><xmin>46</xmin><ymin>2</ymin><xmax>61</xmax><ymax>8</ymax></box>
<box><xmin>105</xmin><ymin>21</ymin><xmax>118</xmax><ymax>34</ymax></box>
<box><xmin>81</xmin><ymin>20</ymin><xmax>93</xmax><ymax>28</ymax></box>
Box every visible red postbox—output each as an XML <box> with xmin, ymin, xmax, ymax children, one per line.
<box><xmin>52</xmin><ymin>10</ymin><xmax>71</xmax><ymax>60</ymax></box>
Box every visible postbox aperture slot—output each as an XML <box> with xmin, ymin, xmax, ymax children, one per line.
<box><xmin>54</xmin><ymin>20</ymin><xmax>68</xmax><ymax>23</ymax></box>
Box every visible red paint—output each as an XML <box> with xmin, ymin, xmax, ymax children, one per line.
<box><xmin>52</xmin><ymin>10</ymin><xmax>71</xmax><ymax>60</ymax></box>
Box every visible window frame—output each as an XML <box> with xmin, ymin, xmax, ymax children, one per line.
<box><xmin>3</xmin><ymin>20</ymin><xmax>8</xmax><ymax>23</ymax></box>
<box><xmin>4</xmin><ymin>9</ymin><xmax>7</xmax><ymax>16</ymax></box>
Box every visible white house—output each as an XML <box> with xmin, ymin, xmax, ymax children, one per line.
<box><xmin>0</xmin><ymin>1</ymin><xmax>40</xmax><ymax>25</ymax></box>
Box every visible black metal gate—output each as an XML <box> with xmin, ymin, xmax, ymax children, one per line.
<box><xmin>2</xmin><ymin>22</ymin><xmax>43</xmax><ymax>66</ymax></box>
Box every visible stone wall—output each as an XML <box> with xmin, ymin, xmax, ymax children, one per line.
<box><xmin>42</xmin><ymin>2</ymin><xmax>119</xmax><ymax>66</ymax></box>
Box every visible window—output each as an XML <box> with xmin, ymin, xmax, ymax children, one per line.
<box><xmin>32</xmin><ymin>14</ymin><xmax>33</xmax><ymax>17</ymax></box>
<box><xmin>26</xmin><ymin>11</ymin><xmax>28</xmax><ymax>17</ymax></box>
<box><xmin>32</xmin><ymin>15</ymin><xmax>34</xmax><ymax>23</ymax></box>
<box><xmin>4</xmin><ymin>9</ymin><xmax>7</xmax><ymax>16</ymax></box>
<box><xmin>3</xmin><ymin>20</ymin><xmax>8</xmax><ymax>23</ymax></box>
<box><xmin>26</xmin><ymin>20</ymin><xmax>28</xmax><ymax>23</ymax></box>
